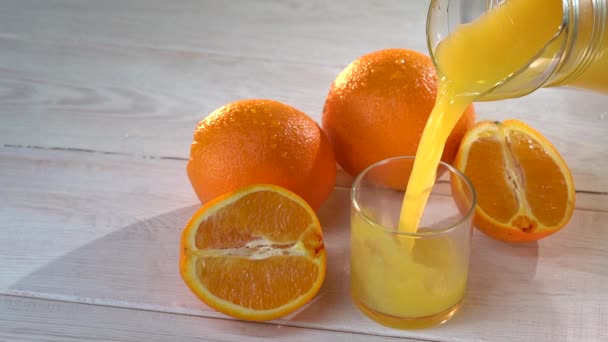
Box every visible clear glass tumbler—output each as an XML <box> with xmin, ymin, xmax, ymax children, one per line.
<box><xmin>350</xmin><ymin>156</ymin><xmax>476</xmax><ymax>329</ymax></box>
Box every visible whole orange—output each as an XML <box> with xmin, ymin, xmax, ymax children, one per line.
<box><xmin>187</xmin><ymin>99</ymin><xmax>336</xmax><ymax>210</ymax></box>
<box><xmin>322</xmin><ymin>48</ymin><xmax>476</xmax><ymax>177</ymax></box>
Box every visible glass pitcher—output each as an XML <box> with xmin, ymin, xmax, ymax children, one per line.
<box><xmin>427</xmin><ymin>0</ymin><xmax>608</xmax><ymax>101</ymax></box>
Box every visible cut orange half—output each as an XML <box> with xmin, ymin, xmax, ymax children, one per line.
<box><xmin>180</xmin><ymin>184</ymin><xmax>326</xmax><ymax>321</ymax></box>
<box><xmin>452</xmin><ymin>120</ymin><xmax>575</xmax><ymax>243</ymax></box>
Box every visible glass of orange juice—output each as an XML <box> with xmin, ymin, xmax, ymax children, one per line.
<box><xmin>350</xmin><ymin>156</ymin><xmax>476</xmax><ymax>329</ymax></box>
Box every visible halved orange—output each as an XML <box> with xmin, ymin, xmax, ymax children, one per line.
<box><xmin>452</xmin><ymin>120</ymin><xmax>575</xmax><ymax>243</ymax></box>
<box><xmin>180</xmin><ymin>184</ymin><xmax>326</xmax><ymax>321</ymax></box>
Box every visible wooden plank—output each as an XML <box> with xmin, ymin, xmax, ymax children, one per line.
<box><xmin>0</xmin><ymin>37</ymin><xmax>341</xmax><ymax>157</ymax></box>
<box><xmin>0</xmin><ymin>0</ymin><xmax>430</xmax><ymax>66</ymax></box>
<box><xmin>0</xmin><ymin>295</ymin><xmax>418</xmax><ymax>342</ymax></box>
<box><xmin>1</xmin><ymin>147</ymin><xmax>607</xmax><ymax>341</ymax></box>
<box><xmin>0</xmin><ymin>146</ymin><xmax>195</xmax><ymax>290</ymax></box>
<box><xmin>1</xmin><ymin>1</ymin><xmax>607</xmax><ymax>192</ymax></box>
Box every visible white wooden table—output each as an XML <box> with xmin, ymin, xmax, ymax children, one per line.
<box><xmin>1</xmin><ymin>1</ymin><xmax>607</xmax><ymax>341</ymax></box>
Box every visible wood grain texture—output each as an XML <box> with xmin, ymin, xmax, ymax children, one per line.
<box><xmin>0</xmin><ymin>296</ymin><xmax>421</xmax><ymax>342</ymax></box>
<box><xmin>0</xmin><ymin>0</ymin><xmax>430</xmax><ymax>65</ymax></box>
<box><xmin>1</xmin><ymin>147</ymin><xmax>606</xmax><ymax>341</ymax></box>
<box><xmin>0</xmin><ymin>0</ymin><xmax>607</xmax><ymax>192</ymax></box>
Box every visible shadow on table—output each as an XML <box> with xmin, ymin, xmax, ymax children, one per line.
<box><xmin>286</xmin><ymin>187</ymin><xmax>352</xmax><ymax>323</ymax></box>
<box><xmin>7</xmin><ymin>188</ymin><xmax>353</xmax><ymax>337</ymax></box>
<box><xmin>438</xmin><ymin>232</ymin><xmax>556</xmax><ymax>329</ymax></box>
<box><xmin>9</xmin><ymin>204</ymin><xmax>201</xmax><ymax>306</ymax></box>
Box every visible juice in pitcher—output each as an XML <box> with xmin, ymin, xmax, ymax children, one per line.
<box><xmin>546</xmin><ymin>0</ymin><xmax>608</xmax><ymax>93</ymax></box>
<box><xmin>426</xmin><ymin>0</ymin><xmax>608</xmax><ymax>100</ymax></box>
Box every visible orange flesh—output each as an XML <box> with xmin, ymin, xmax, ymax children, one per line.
<box><xmin>508</xmin><ymin>131</ymin><xmax>568</xmax><ymax>226</ymax></box>
<box><xmin>464</xmin><ymin>134</ymin><xmax>519</xmax><ymax>223</ymax></box>
<box><xmin>196</xmin><ymin>256</ymin><xmax>318</xmax><ymax>310</ymax></box>
<box><xmin>195</xmin><ymin>191</ymin><xmax>312</xmax><ymax>249</ymax></box>
<box><xmin>462</xmin><ymin>125</ymin><xmax>569</xmax><ymax>230</ymax></box>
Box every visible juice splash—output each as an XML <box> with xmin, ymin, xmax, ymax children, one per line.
<box><xmin>399</xmin><ymin>0</ymin><xmax>565</xmax><ymax>233</ymax></box>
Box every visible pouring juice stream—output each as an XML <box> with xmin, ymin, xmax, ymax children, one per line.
<box><xmin>399</xmin><ymin>0</ymin><xmax>565</xmax><ymax>233</ymax></box>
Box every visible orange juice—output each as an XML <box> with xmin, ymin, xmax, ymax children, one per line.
<box><xmin>350</xmin><ymin>157</ymin><xmax>475</xmax><ymax>329</ymax></box>
<box><xmin>400</xmin><ymin>0</ymin><xmax>564</xmax><ymax>233</ymax></box>
<box><xmin>350</xmin><ymin>213</ymin><xmax>467</xmax><ymax>329</ymax></box>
